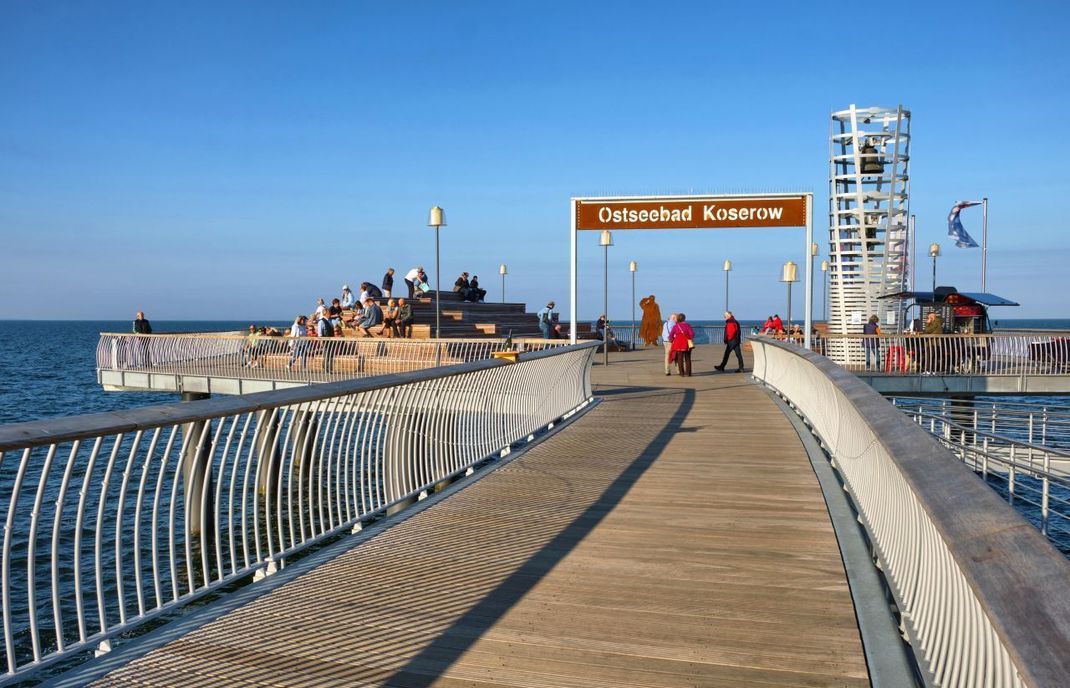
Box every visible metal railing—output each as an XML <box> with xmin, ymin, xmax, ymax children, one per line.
<box><xmin>804</xmin><ymin>332</ymin><xmax>1070</xmax><ymax>376</ymax></box>
<box><xmin>751</xmin><ymin>337</ymin><xmax>1070</xmax><ymax>687</ymax></box>
<box><xmin>602</xmin><ymin>324</ymin><xmax>735</xmax><ymax>349</ymax></box>
<box><xmin>97</xmin><ymin>333</ymin><xmax>568</xmax><ymax>385</ymax></box>
<box><xmin>0</xmin><ymin>342</ymin><xmax>598</xmax><ymax>682</ymax></box>
<box><xmin>892</xmin><ymin>405</ymin><xmax>1070</xmax><ymax>546</ymax></box>
<box><xmin>892</xmin><ymin>396</ymin><xmax>1070</xmax><ymax>453</ymax></box>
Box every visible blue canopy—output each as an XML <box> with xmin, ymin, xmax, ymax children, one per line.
<box><xmin>878</xmin><ymin>290</ymin><xmax>1019</xmax><ymax>307</ymax></box>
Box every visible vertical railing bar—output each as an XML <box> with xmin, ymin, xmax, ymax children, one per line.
<box><xmin>227</xmin><ymin>412</ymin><xmax>255</xmax><ymax>576</ymax></box>
<box><xmin>73</xmin><ymin>437</ymin><xmax>105</xmax><ymax>643</ymax></box>
<box><xmin>132</xmin><ymin>428</ymin><xmax>162</xmax><ymax>617</ymax></box>
<box><xmin>149</xmin><ymin>426</ymin><xmax>178</xmax><ymax>610</ymax></box>
<box><xmin>24</xmin><ymin>444</ymin><xmax>57</xmax><ymax>664</ymax></box>
<box><xmin>112</xmin><ymin>430</ymin><xmax>144</xmax><ymax>628</ymax></box>
<box><xmin>50</xmin><ymin>440</ymin><xmax>82</xmax><ymax>654</ymax></box>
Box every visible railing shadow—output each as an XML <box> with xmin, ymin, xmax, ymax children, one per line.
<box><xmin>381</xmin><ymin>384</ymin><xmax>695</xmax><ymax>687</ymax></box>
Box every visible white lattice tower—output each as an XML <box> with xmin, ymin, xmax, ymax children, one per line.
<box><xmin>827</xmin><ymin>104</ymin><xmax>911</xmax><ymax>363</ymax></box>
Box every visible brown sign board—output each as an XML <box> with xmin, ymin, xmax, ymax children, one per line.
<box><xmin>574</xmin><ymin>195</ymin><xmax>808</xmax><ymax>230</ymax></box>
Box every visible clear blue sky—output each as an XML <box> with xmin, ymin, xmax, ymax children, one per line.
<box><xmin>2</xmin><ymin>1</ymin><xmax>1067</xmax><ymax>321</ymax></box>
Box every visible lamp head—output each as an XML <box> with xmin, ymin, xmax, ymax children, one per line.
<box><xmin>929</xmin><ymin>242</ymin><xmax>941</xmax><ymax>258</ymax></box>
<box><xmin>781</xmin><ymin>261</ymin><xmax>798</xmax><ymax>283</ymax></box>
<box><xmin>723</xmin><ymin>259</ymin><xmax>732</xmax><ymax>271</ymax></box>
<box><xmin>427</xmin><ymin>206</ymin><xmax>446</xmax><ymax>227</ymax></box>
<box><xmin>499</xmin><ymin>263</ymin><xmax>507</xmax><ymax>275</ymax></box>
<box><xmin>599</xmin><ymin>230</ymin><xmax>613</xmax><ymax>247</ymax></box>
<box><xmin>629</xmin><ymin>260</ymin><xmax>637</xmax><ymax>272</ymax></box>
<box><xmin>811</xmin><ymin>242</ymin><xmax>819</xmax><ymax>256</ymax></box>
<box><xmin>820</xmin><ymin>259</ymin><xmax>829</xmax><ymax>271</ymax></box>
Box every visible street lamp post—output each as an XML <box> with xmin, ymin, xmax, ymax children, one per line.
<box><xmin>929</xmin><ymin>242</ymin><xmax>941</xmax><ymax>293</ymax></box>
<box><xmin>820</xmin><ymin>259</ymin><xmax>829</xmax><ymax>322</ymax></box>
<box><xmin>499</xmin><ymin>263</ymin><xmax>507</xmax><ymax>303</ymax></box>
<box><xmin>428</xmin><ymin>206</ymin><xmax>446</xmax><ymax>343</ymax></box>
<box><xmin>629</xmin><ymin>261</ymin><xmax>637</xmax><ymax>349</ymax></box>
<box><xmin>809</xmin><ymin>242</ymin><xmax>818</xmax><ymax>326</ymax></box>
<box><xmin>782</xmin><ymin>261</ymin><xmax>798</xmax><ymax>332</ymax></box>
<box><xmin>599</xmin><ymin>230</ymin><xmax>613</xmax><ymax>366</ymax></box>
<box><xmin>723</xmin><ymin>260</ymin><xmax>732</xmax><ymax>313</ymax></box>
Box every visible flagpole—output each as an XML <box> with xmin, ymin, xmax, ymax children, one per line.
<box><xmin>981</xmin><ymin>197</ymin><xmax>988</xmax><ymax>292</ymax></box>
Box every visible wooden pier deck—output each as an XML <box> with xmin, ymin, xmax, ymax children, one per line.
<box><xmin>89</xmin><ymin>347</ymin><xmax>869</xmax><ymax>687</ymax></box>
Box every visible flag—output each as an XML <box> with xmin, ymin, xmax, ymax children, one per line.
<box><xmin>947</xmin><ymin>201</ymin><xmax>981</xmax><ymax>248</ymax></box>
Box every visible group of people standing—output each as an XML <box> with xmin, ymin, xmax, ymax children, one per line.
<box><xmin>658</xmin><ymin>310</ymin><xmax>744</xmax><ymax>377</ymax></box>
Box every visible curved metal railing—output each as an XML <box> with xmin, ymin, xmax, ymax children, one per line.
<box><xmin>892</xmin><ymin>407</ymin><xmax>1070</xmax><ymax>545</ymax></box>
<box><xmin>0</xmin><ymin>342</ymin><xmax>598</xmax><ymax>682</ymax></box>
<box><xmin>96</xmin><ymin>333</ymin><xmax>568</xmax><ymax>385</ymax></box>
<box><xmin>808</xmin><ymin>332</ymin><xmax>1070</xmax><ymax>376</ymax></box>
<box><xmin>751</xmin><ymin>337</ymin><xmax>1070</xmax><ymax>687</ymax></box>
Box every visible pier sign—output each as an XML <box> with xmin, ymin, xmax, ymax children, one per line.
<box><xmin>574</xmin><ymin>194</ymin><xmax>808</xmax><ymax>230</ymax></box>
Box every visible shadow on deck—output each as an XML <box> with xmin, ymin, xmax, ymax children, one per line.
<box><xmin>77</xmin><ymin>347</ymin><xmax>869</xmax><ymax>687</ymax></box>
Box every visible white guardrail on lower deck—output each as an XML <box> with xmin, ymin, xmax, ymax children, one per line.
<box><xmin>750</xmin><ymin>338</ymin><xmax>1070</xmax><ymax>688</ymax></box>
<box><xmin>806</xmin><ymin>332</ymin><xmax>1070</xmax><ymax>376</ymax></box>
<box><xmin>0</xmin><ymin>342</ymin><xmax>599</xmax><ymax>683</ymax></box>
<box><xmin>96</xmin><ymin>333</ymin><xmax>569</xmax><ymax>385</ymax></box>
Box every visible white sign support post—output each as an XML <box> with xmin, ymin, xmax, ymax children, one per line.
<box><xmin>570</xmin><ymin>200</ymin><xmax>578</xmax><ymax>344</ymax></box>
<box><xmin>804</xmin><ymin>194</ymin><xmax>813</xmax><ymax>351</ymax></box>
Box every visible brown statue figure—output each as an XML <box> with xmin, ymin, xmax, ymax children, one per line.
<box><xmin>639</xmin><ymin>295</ymin><xmax>662</xmax><ymax>346</ymax></box>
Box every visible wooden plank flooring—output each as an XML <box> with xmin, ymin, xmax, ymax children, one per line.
<box><xmin>93</xmin><ymin>346</ymin><xmax>869</xmax><ymax>687</ymax></box>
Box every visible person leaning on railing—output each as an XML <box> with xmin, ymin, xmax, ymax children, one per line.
<box><xmin>922</xmin><ymin>311</ymin><xmax>945</xmax><ymax>373</ymax></box>
<box><xmin>132</xmin><ymin>311</ymin><xmax>152</xmax><ymax>367</ymax></box>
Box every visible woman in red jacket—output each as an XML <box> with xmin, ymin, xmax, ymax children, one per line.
<box><xmin>669</xmin><ymin>312</ymin><xmax>696</xmax><ymax>376</ymax></box>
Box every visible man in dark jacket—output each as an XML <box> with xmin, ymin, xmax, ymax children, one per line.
<box><xmin>132</xmin><ymin>311</ymin><xmax>152</xmax><ymax>366</ymax></box>
<box><xmin>382</xmin><ymin>268</ymin><xmax>395</xmax><ymax>297</ymax></box>
<box><xmin>714</xmin><ymin>311</ymin><xmax>744</xmax><ymax>372</ymax></box>
<box><xmin>396</xmin><ymin>298</ymin><xmax>414</xmax><ymax>337</ymax></box>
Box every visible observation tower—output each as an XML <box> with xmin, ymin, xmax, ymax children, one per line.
<box><xmin>827</xmin><ymin>104</ymin><xmax>911</xmax><ymax>362</ymax></box>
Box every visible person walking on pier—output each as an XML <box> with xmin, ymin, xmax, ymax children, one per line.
<box><xmin>669</xmin><ymin>312</ymin><xmax>695</xmax><ymax>377</ymax></box>
<box><xmin>714</xmin><ymin>311</ymin><xmax>744</xmax><ymax>373</ymax></box>
<box><xmin>382</xmin><ymin>268</ymin><xmax>395</xmax><ymax>297</ymax></box>
<box><xmin>661</xmin><ymin>312</ymin><xmax>678</xmax><ymax>375</ymax></box>
<box><xmin>538</xmin><ymin>301</ymin><xmax>555</xmax><ymax>339</ymax></box>
<box><xmin>863</xmin><ymin>315</ymin><xmax>881</xmax><ymax>371</ymax></box>
<box><xmin>286</xmin><ymin>315</ymin><xmax>309</xmax><ymax>370</ymax></box>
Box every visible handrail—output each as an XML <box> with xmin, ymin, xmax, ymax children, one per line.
<box><xmin>751</xmin><ymin>337</ymin><xmax>1070</xmax><ymax>687</ymax></box>
<box><xmin>763</xmin><ymin>331</ymin><xmax>1070</xmax><ymax>376</ymax></box>
<box><xmin>95</xmin><ymin>333</ymin><xmax>569</xmax><ymax>387</ymax></box>
<box><xmin>0</xmin><ymin>341</ymin><xmax>599</xmax><ymax>681</ymax></box>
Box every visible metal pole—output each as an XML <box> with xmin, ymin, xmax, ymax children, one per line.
<box><xmin>910</xmin><ymin>214</ymin><xmax>916</xmax><ymax>292</ymax></box>
<box><xmin>724</xmin><ymin>270</ymin><xmax>729</xmax><ymax>313</ymax></box>
<box><xmin>569</xmin><ymin>201</ymin><xmax>578</xmax><ymax>344</ymax></box>
<box><xmin>981</xmin><ymin>197</ymin><xmax>988</xmax><ymax>292</ymax></box>
<box><xmin>435</xmin><ymin>226</ymin><xmax>441</xmax><ymax>340</ymax></box>
<box><xmin>932</xmin><ymin>254</ymin><xmax>937</xmax><ymax>294</ymax></box>
<box><xmin>823</xmin><ymin>269</ymin><xmax>828</xmax><ymax>321</ymax></box>
<box><xmin>803</xmin><ymin>194</ymin><xmax>813</xmax><ymax>350</ymax></box>
<box><xmin>787</xmin><ymin>281</ymin><xmax>793</xmax><ymax>332</ymax></box>
<box><xmin>631</xmin><ymin>270</ymin><xmax>636</xmax><ymax>349</ymax></box>
<box><xmin>501</xmin><ymin>273</ymin><xmax>505</xmax><ymax>303</ymax></box>
<box><xmin>603</xmin><ymin>243</ymin><xmax>609</xmax><ymax>366</ymax></box>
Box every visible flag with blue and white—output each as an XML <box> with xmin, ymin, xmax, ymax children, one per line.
<box><xmin>947</xmin><ymin>201</ymin><xmax>981</xmax><ymax>248</ymax></box>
